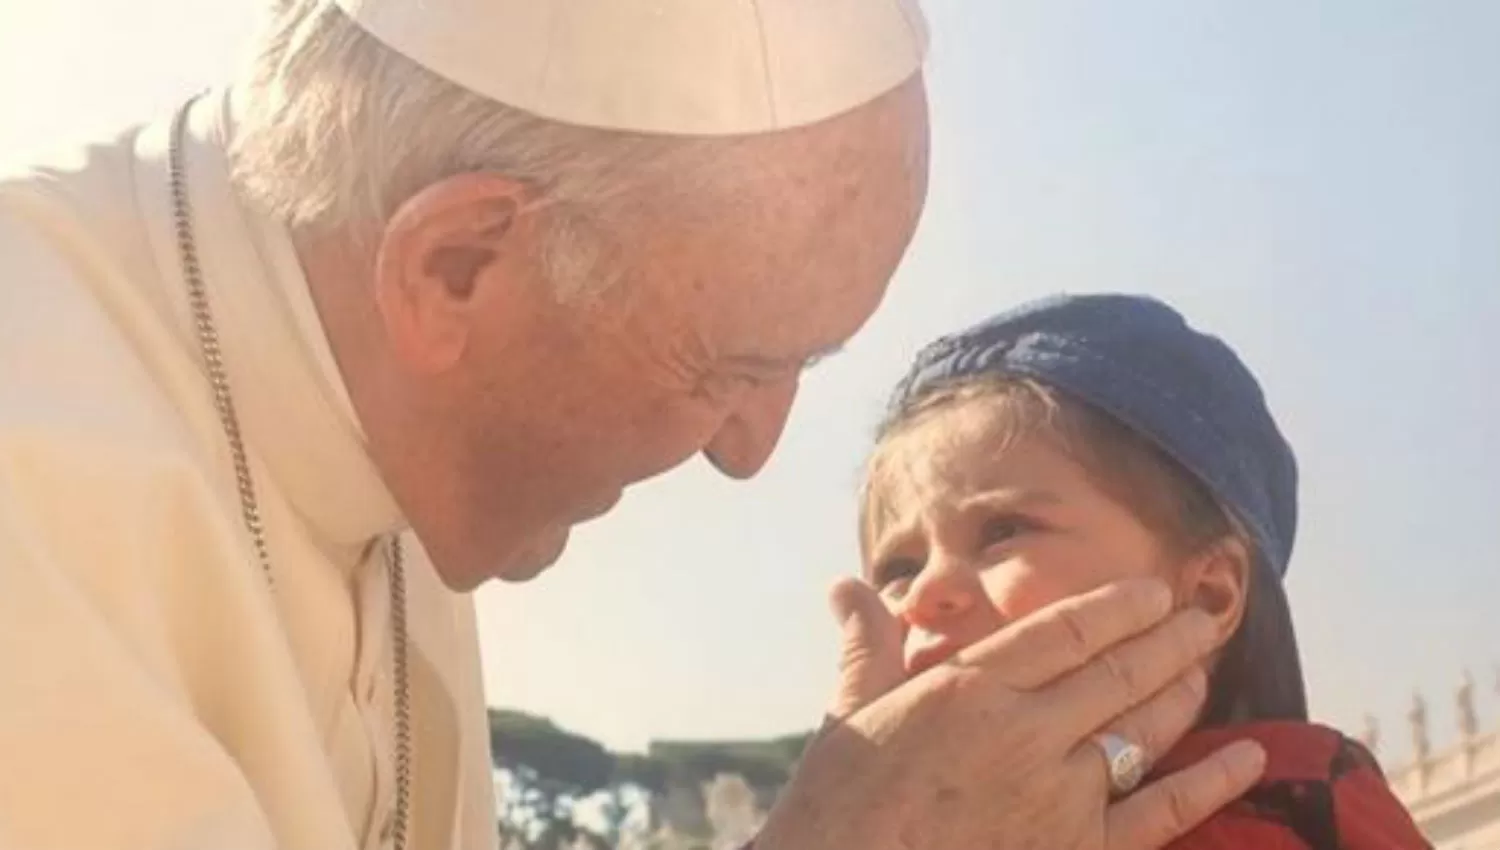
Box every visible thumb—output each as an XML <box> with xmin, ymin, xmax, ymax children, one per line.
<box><xmin>825</xmin><ymin>577</ymin><xmax>907</xmax><ymax>720</ymax></box>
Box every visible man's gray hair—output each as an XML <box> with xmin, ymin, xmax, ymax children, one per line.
<box><xmin>229</xmin><ymin>0</ymin><xmax>728</xmax><ymax>295</ymax></box>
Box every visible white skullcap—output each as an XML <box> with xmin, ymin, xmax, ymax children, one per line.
<box><xmin>330</xmin><ymin>0</ymin><xmax>929</xmax><ymax>137</ymax></box>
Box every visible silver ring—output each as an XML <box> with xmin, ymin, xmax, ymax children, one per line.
<box><xmin>1092</xmin><ymin>733</ymin><xmax>1148</xmax><ymax>796</ymax></box>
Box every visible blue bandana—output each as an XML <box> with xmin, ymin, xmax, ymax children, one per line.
<box><xmin>887</xmin><ymin>293</ymin><xmax>1299</xmax><ymax>578</ymax></box>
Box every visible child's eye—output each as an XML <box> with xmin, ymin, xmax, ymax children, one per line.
<box><xmin>978</xmin><ymin>515</ymin><xmax>1034</xmax><ymax>548</ymax></box>
<box><xmin>871</xmin><ymin>556</ymin><xmax>923</xmax><ymax>591</ymax></box>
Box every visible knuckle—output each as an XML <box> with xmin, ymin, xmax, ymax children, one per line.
<box><xmin>1155</xmin><ymin>672</ymin><xmax>1206</xmax><ymax>728</ymax></box>
<box><xmin>1164</xmin><ymin>780</ymin><xmax>1197</xmax><ymax>832</ymax></box>
<box><xmin>1122</xmin><ymin>672</ymin><xmax>1206</xmax><ymax>760</ymax></box>
<box><xmin>1118</xmin><ymin>720</ymin><xmax>1161</xmax><ymax>762</ymax></box>
<box><xmin>838</xmin><ymin>638</ymin><xmax>874</xmax><ymax>673</ymax></box>
<box><xmin>1211</xmin><ymin>750</ymin><xmax>1244</xmax><ymax>796</ymax></box>
<box><xmin>1052</xmin><ymin>605</ymin><xmax>1095</xmax><ymax>664</ymax></box>
<box><xmin>1098</xmin><ymin>648</ymin><xmax>1144</xmax><ymax>702</ymax></box>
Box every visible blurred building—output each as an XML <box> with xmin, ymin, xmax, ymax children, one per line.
<box><xmin>1368</xmin><ymin>669</ymin><xmax>1500</xmax><ymax>850</ymax></box>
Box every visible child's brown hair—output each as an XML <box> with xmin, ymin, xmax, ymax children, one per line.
<box><xmin>865</xmin><ymin>374</ymin><xmax>1238</xmax><ymax>561</ymax></box>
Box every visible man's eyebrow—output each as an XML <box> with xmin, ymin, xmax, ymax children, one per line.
<box><xmin>723</xmin><ymin>343</ymin><xmax>846</xmax><ymax>372</ymax></box>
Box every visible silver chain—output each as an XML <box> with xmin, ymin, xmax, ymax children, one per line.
<box><xmin>168</xmin><ymin>99</ymin><xmax>412</xmax><ymax>850</ymax></box>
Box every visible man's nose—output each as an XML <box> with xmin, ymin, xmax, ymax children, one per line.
<box><xmin>899</xmin><ymin>554</ymin><xmax>979</xmax><ymax>629</ymax></box>
<box><xmin>702</xmin><ymin>377</ymin><xmax>800</xmax><ymax>480</ymax></box>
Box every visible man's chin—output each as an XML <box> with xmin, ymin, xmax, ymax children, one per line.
<box><xmin>430</xmin><ymin>526</ymin><xmax>570</xmax><ymax>591</ymax></box>
<box><xmin>490</xmin><ymin>526</ymin><xmax>571</xmax><ymax>584</ymax></box>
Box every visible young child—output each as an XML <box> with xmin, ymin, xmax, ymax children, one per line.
<box><xmin>860</xmin><ymin>293</ymin><xmax>1428</xmax><ymax>850</ymax></box>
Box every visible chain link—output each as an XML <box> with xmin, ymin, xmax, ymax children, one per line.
<box><xmin>168</xmin><ymin>98</ymin><xmax>412</xmax><ymax>850</ymax></box>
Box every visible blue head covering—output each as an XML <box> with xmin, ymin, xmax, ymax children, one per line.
<box><xmin>885</xmin><ymin>293</ymin><xmax>1307</xmax><ymax>723</ymax></box>
<box><xmin>887</xmin><ymin>292</ymin><xmax>1299</xmax><ymax>579</ymax></box>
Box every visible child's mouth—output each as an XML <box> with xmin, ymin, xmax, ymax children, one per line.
<box><xmin>904</xmin><ymin>630</ymin><xmax>965</xmax><ymax>678</ymax></box>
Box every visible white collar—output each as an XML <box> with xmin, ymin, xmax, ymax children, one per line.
<box><xmin>147</xmin><ymin>91</ymin><xmax>405</xmax><ymax>560</ymax></box>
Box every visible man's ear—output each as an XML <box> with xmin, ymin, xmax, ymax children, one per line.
<box><xmin>372</xmin><ymin>173</ymin><xmax>530</xmax><ymax>373</ymax></box>
<box><xmin>1176</xmin><ymin>536</ymin><xmax>1252</xmax><ymax>644</ymax></box>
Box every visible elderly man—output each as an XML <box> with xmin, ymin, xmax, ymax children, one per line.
<box><xmin>0</xmin><ymin>1</ymin><xmax>1265</xmax><ymax>849</ymax></box>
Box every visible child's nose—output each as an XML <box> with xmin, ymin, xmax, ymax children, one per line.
<box><xmin>899</xmin><ymin>554</ymin><xmax>979</xmax><ymax>628</ymax></box>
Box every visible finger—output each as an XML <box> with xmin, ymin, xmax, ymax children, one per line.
<box><xmin>826</xmin><ymin>577</ymin><xmax>907</xmax><ymax>720</ymax></box>
<box><xmin>1079</xmin><ymin>667</ymin><xmax>1207</xmax><ymax>768</ymax></box>
<box><xmin>953</xmin><ymin>578</ymin><xmax>1174</xmax><ymax>690</ymax></box>
<box><xmin>1044</xmin><ymin>608</ymin><xmax>1221</xmax><ymax>743</ymax></box>
<box><xmin>1103</xmin><ymin>740</ymin><xmax>1266</xmax><ymax>850</ymax></box>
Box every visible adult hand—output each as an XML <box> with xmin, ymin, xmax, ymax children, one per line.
<box><xmin>757</xmin><ymin>577</ymin><xmax>1266</xmax><ymax>850</ymax></box>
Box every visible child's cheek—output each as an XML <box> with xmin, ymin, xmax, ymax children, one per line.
<box><xmin>980</xmin><ymin>559</ymin><xmax>1110</xmax><ymax>622</ymax></box>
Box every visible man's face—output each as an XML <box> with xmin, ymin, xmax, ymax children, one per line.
<box><xmin>376</xmin><ymin>78</ymin><xmax>929</xmax><ymax>588</ymax></box>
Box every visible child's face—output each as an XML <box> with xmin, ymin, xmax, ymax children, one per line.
<box><xmin>862</xmin><ymin>398</ymin><xmax>1214</xmax><ymax>679</ymax></box>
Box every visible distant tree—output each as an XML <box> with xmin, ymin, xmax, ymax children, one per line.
<box><xmin>613</xmin><ymin>753</ymin><xmax>668</xmax><ymax>795</ymax></box>
<box><xmin>488</xmin><ymin>707</ymin><xmax>816</xmax><ymax>848</ymax></box>
<box><xmin>491</xmin><ymin>710</ymin><xmax>615</xmax><ymax>794</ymax></box>
<box><xmin>645</xmin><ymin>733</ymin><xmax>811</xmax><ymax>792</ymax></box>
<box><xmin>490</xmin><ymin>710</ymin><xmax>615</xmax><ymax>849</ymax></box>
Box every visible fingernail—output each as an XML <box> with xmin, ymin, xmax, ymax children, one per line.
<box><xmin>1223</xmin><ymin>740</ymin><xmax>1267</xmax><ymax>779</ymax></box>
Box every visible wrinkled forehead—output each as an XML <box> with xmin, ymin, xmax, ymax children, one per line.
<box><xmin>615</xmin><ymin>92</ymin><xmax>930</xmax><ymax>360</ymax></box>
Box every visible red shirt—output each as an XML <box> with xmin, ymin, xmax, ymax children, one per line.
<box><xmin>743</xmin><ymin>721</ymin><xmax>1426</xmax><ymax>850</ymax></box>
<box><xmin>1151</xmin><ymin>721</ymin><xmax>1430</xmax><ymax>850</ymax></box>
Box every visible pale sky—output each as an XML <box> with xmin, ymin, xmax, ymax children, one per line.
<box><xmin>4</xmin><ymin>0</ymin><xmax>1497</xmax><ymax>763</ymax></box>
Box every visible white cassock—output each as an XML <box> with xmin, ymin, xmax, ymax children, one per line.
<box><xmin>0</xmin><ymin>91</ymin><xmax>497</xmax><ymax>850</ymax></box>
<box><xmin>0</xmin><ymin>0</ymin><xmax>928</xmax><ymax>846</ymax></box>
